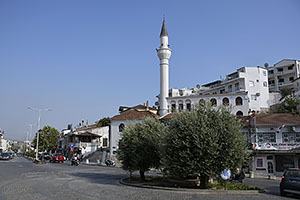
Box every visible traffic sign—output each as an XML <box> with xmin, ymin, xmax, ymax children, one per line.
<box><xmin>221</xmin><ymin>168</ymin><xmax>231</xmax><ymax>180</ymax></box>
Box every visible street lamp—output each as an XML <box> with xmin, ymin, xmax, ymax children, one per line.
<box><xmin>28</xmin><ymin>106</ymin><xmax>52</xmax><ymax>160</ymax></box>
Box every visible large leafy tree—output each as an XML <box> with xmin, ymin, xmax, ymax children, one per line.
<box><xmin>117</xmin><ymin>118</ymin><xmax>166</xmax><ymax>180</ymax></box>
<box><xmin>32</xmin><ymin>126</ymin><xmax>60</xmax><ymax>152</ymax></box>
<box><xmin>162</xmin><ymin>103</ymin><xmax>247</xmax><ymax>188</ymax></box>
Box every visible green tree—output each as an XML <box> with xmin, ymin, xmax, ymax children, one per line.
<box><xmin>32</xmin><ymin>126</ymin><xmax>60</xmax><ymax>152</ymax></box>
<box><xmin>162</xmin><ymin>103</ymin><xmax>247</xmax><ymax>189</ymax></box>
<box><xmin>96</xmin><ymin>117</ymin><xmax>110</xmax><ymax>127</ymax></box>
<box><xmin>117</xmin><ymin>118</ymin><xmax>166</xmax><ymax>180</ymax></box>
<box><xmin>275</xmin><ymin>96</ymin><xmax>300</xmax><ymax>115</ymax></box>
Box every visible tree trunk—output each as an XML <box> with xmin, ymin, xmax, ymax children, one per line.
<box><xmin>200</xmin><ymin>174</ymin><xmax>209</xmax><ymax>189</ymax></box>
<box><xmin>139</xmin><ymin>169</ymin><xmax>145</xmax><ymax>181</ymax></box>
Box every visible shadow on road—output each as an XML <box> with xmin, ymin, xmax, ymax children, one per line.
<box><xmin>69</xmin><ymin>172</ymin><xmax>126</xmax><ymax>186</ymax></box>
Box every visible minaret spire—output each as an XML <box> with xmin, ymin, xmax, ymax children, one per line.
<box><xmin>160</xmin><ymin>15</ymin><xmax>168</xmax><ymax>37</ymax></box>
<box><xmin>157</xmin><ymin>17</ymin><xmax>172</xmax><ymax>117</ymax></box>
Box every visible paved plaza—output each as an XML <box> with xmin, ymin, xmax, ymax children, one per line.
<box><xmin>0</xmin><ymin>157</ymin><xmax>297</xmax><ymax>200</ymax></box>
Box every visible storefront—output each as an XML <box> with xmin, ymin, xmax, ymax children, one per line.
<box><xmin>251</xmin><ymin>148</ymin><xmax>300</xmax><ymax>176</ymax></box>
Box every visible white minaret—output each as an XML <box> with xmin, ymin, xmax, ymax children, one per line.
<box><xmin>157</xmin><ymin>17</ymin><xmax>171</xmax><ymax>117</ymax></box>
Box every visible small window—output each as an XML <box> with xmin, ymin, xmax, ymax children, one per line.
<box><xmin>228</xmin><ymin>85</ymin><xmax>232</xmax><ymax>92</ymax></box>
<box><xmin>236</xmin><ymin>111</ymin><xmax>243</xmax><ymax>117</ymax></box>
<box><xmin>171</xmin><ymin>104</ymin><xmax>176</xmax><ymax>113</ymax></box>
<box><xmin>119</xmin><ymin>123</ymin><xmax>125</xmax><ymax>132</ymax></box>
<box><xmin>199</xmin><ymin>99</ymin><xmax>205</xmax><ymax>105</ymax></box>
<box><xmin>278</xmin><ymin>78</ymin><xmax>284</xmax><ymax>83</ymax></box>
<box><xmin>186</xmin><ymin>103</ymin><xmax>191</xmax><ymax>111</ymax></box>
<box><xmin>210</xmin><ymin>98</ymin><xmax>217</xmax><ymax>107</ymax></box>
<box><xmin>102</xmin><ymin>138</ymin><xmax>108</xmax><ymax>147</ymax></box>
<box><xmin>249</xmin><ymin>81</ymin><xmax>254</xmax><ymax>87</ymax></box>
<box><xmin>179</xmin><ymin>103</ymin><xmax>183</xmax><ymax>112</ymax></box>
<box><xmin>269</xmin><ymin>70</ymin><xmax>274</xmax><ymax>74</ymax></box>
<box><xmin>251</xmin><ymin>95</ymin><xmax>257</xmax><ymax>101</ymax></box>
<box><xmin>235</xmin><ymin>97</ymin><xmax>243</xmax><ymax>106</ymax></box>
<box><xmin>263</xmin><ymin>71</ymin><xmax>267</xmax><ymax>76</ymax></box>
<box><xmin>234</xmin><ymin>82</ymin><xmax>239</xmax><ymax>91</ymax></box>
<box><xmin>289</xmin><ymin>77</ymin><xmax>294</xmax><ymax>81</ymax></box>
<box><xmin>220</xmin><ymin>89</ymin><xmax>225</xmax><ymax>94</ymax></box>
<box><xmin>257</xmin><ymin>159</ymin><xmax>263</xmax><ymax>168</ymax></box>
<box><xmin>278</xmin><ymin>68</ymin><xmax>283</xmax><ymax>72</ymax></box>
<box><xmin>263</xmin><ymin>81</ymin><xmax>267</xmax><ymax>87</ymax></box>
<box><xmin>288</xmin><ymin>65</ymin><xmax>293</xmax><ymax>70</ymax></box>
<box><xmin>222</xmin><ymin>97</ymin><xmax>229</xmax><ymax>106</ymax></box>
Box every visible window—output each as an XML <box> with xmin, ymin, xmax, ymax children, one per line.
<box><xmin>278</xmin><ymin>78</ymin><xmax>284</xmax><ymax>83</ymax></box>
<box><xmin>119</xmin><ymin>123</ymin><xmax>125</xmax><ymax>132</ymax></box>
<box><xmin>289</xmin><ymin>77</ymin><xmax>294</xmax><ymax>81</ymax></box>
<box><xmin>263</xmin><ymin>81</ymin><xmax>267</xmax><ymax>87</ymax></box>
<box><xmin>288</xmin><ymin>65</ymin><xmax>294</xmax><ymax>70</ymax></box>
<box><xmin>236</xmin><ymin>111</ymin><xmax>243</xmax><ymax>117</ymax></box>
<box><xmin>102</xmin><ymin>138</ymin><xmax>108</xmax><ymax>147</ymax></box>
<box><xmin>234</xmin><ymin>82</ymin><xmax>239</xmax><ymax>91</ymax></box>
<box><xmin>282</xmin><ymin>132</ymin><xmax>300</xmax><ymax>143</ymax></box>
<box><xmin>228</xmin><ymin>85</ymin><xmax>232</xmax><ymax>92</ymax></box>
<box><xmin>178</xmin><ymin>101</ymin><xmax>183</xmax><ymax>112</ymax></box>
<box><xmin>269</xmin><ymin>70</ymin><xmax>274</xmax><ymax>74</ymax></box>
<box><xmin>251</xmin><ymin>95</ymin><xmax>257</xmax><ymax>101</ymax></box>
<box><xmin>210</xmin><ymin>98</ymin><xmax>217</xmax><ymax>107</ymax></box>
<box><xmin>222</xmin><ymin>97</ymin><xmax>229</xmax><ymax>106</ymax></box>
<box><xmin>263</xmin><ymin>71</ymin><xmax>267</xmax><ymax>76</ymax></box>
<box><xmin>235</xmin><ymin>97</ymin><xmax>243</xmax><ymax>106</ymax></box>
<box><xmin>249</xmin><ymin>81</ymin><xmax>254</xmax><ymax>87</ymax></box>
<box><xmin>257</xmin><ymin>132</ymin><xmax>276</xmax><ymax>143</ymax></box>
<box><xmin>199</xmin><ymin>99</ymin><xmax>205</xmax><ymax>105</ymax></box>
<box><xmin>171</xmin><ymin>103</ymin><xmax>176</xmax><ymax>113</ymax></box>
<box><xmin>186</xmin><ymin>100</ymin><xmax>191</xmax><ymax>111</ymax></box>
<box><xmin>257</xmin><ymin>159</ymin><xmax>263</xmax><ymax>168</ymax></box>
<box><xmin>278</xmin><ymin>68</ymin><xmax>283</xmax><ymax>72</ymax></box>
<box><xmin>220</xmin><ymin>89</ymin><xmax>225</xmax><ymax>94</ymax></box>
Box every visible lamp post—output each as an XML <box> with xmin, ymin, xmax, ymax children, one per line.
<box><xmin>42</xmin><ymin>130</ymin><xmax>50</xmax><ymax>162</ymax></box>
<box><xmin>28</xmin><ymin>106</ymin><xmax>52</xmax><ymax>160</ymax></box>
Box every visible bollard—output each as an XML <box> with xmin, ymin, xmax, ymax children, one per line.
<box><xmin>86</xmin><ymin>159</ymin><xmax>89</xmax><ymax>164</ymax></box>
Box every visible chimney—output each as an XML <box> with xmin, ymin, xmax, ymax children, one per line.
<box><xmin>146</xmin><ymin>101</ymin><xmax>149</xmax><ymax>110</ymax></box>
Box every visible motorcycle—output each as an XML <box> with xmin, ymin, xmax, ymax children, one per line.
<box><xmin>71</xmin><ymin>157</ymin><xmax>79</xmax><ymax>166</ymax></box>
<box><xmin>105</xmin><ymin>159</ymin><xmax>115</xmax><ymax>167</ymax></box>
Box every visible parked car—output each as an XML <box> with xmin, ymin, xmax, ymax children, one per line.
<box><xmin>49</xmin><ymin>153</ymin><xmax>64</xmax><ymax>163</ymax></box>
<box><xmin>280</xmin><ymin>168</ymin><xmax>300</xmax><ymax>197</ymax></box>
<box><xmin>0</xmin><ymin>152</ymin><xmax>10</xmax><ymax>160</ymax></box>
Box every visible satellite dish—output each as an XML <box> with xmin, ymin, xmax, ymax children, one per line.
<box><xmin>264</xmin><ymin>63</ymin><xmax>269</xmax><ymax>68</ymax></box>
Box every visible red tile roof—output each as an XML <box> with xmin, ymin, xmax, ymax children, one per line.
<box><xmin>161</xmin><ymin>113</ymin><xmax>178</xmax><ymax>119</ymax></box>
<box><xmin>243</xmin><ymin>113</ymin><xmax>300</xmax><ymax>126</ymax></box>
<box><xmin>111</xmin><ymin>109</ymin><xmax>160</xmax><ymax>120</ymax></box>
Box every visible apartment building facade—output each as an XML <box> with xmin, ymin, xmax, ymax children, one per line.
<box><xmin>163</xmin><ymin>66</ymin><xmax>269</xmax><ymax>117</ymax></box>
<box><xmin>268</xmin><ymin>59</ymin><xmax>300</xmax><ymax>92</ymax></box>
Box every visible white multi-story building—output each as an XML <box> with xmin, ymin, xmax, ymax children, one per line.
<box><xmin>158</xmin><ymin>66</ymin><xmax>270</xmax><ymax>117</ymax></box>
<box><xmin>268</xmin><ymin>59</ymin><xmax>300</xmax><ymax>92</ymax></box>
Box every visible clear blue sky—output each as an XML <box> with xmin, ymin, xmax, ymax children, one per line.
<box><xmin>1</xmin><ymin>0</ymin><xmax>300</xmax><ymax>140</ymax></box>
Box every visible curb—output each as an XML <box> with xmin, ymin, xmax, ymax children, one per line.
<box><xmin>119</xmin><ymin>179</ymin><xmax>265</xmax><ymax>194</ymax></box>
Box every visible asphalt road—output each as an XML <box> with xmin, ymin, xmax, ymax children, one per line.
<box><xmin>0</xmin><ymin>157</ymin><xmax>298</xmax><ymax>200</ymax></box>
